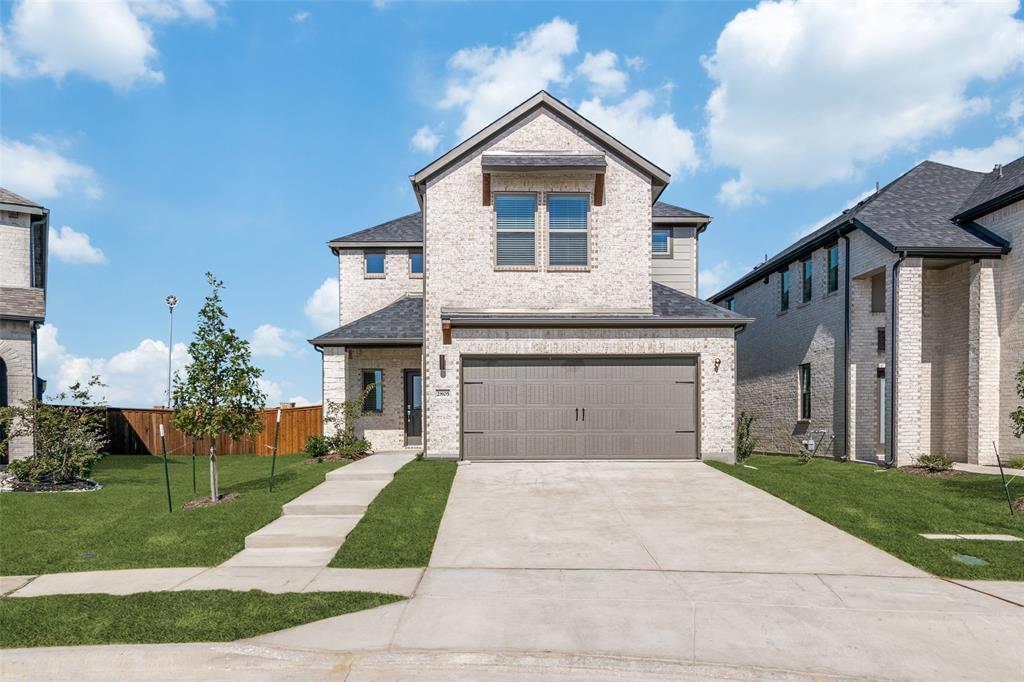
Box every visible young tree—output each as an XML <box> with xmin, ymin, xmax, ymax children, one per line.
<box><xmin>172</xmin><ymin>273</ymin><xmax>266</xmax><ymax>501</ymax></box>
<box><xmin>1012</xmin><ymin>362</ymin><xmax>1024</xmax><ymax>440</ymax></box>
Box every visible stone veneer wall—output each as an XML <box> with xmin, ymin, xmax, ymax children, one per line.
<box><xmin>423</xmin><ymin>327</ymin><xmax>738</xmax><ymax>462</ymax></box>
<box><xmin>975</xmin><ymin>199</ymin><xmax>1023</xmax><ymax>459</ymax></box>
<box><xmin>337</xmin><ymin>248</ymin><xmax>424</xmax><ymax>326</ymax></box>
<box><xmin>0</xmin><ymin>319</ymin><xmax>35</xmax><ymax>460</ymax></box>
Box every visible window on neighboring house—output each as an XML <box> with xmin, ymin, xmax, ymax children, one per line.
<box><xmin>877</xmin><ymin>327</ymin><xmax>886</xmax><ymax>352</ymax></box>
<box><xmin>409</xmin><ymin>249</ymin><xmax>423</xmax><ymax>276</ymax></box>
<box><xmin>364</xmin><ymin>251</ymin><xmax>385</xmax><ymax>276</ymax></box>
<box><xmin>547</xmin><ymin>194</ymin><xmax>589</xmax><ymax>266</ymax></box>
<box><xmin>362</xmin><ymin>369</ymin><xmax>383</xmax><ymax>413</ymax></box>
<box><xmin>799</xmin><ymin>363</ymin><xmax>811</xmax><ymax>420</ymax></box>
<box><xmin>801</xmin><ymin>256</ymin><xmax>813</xmax><ymax>303</ymax></box>
<box><xmin>652</xmin><ymin>227</ymin><xmax>671</xmax><ymax>256</ymax></box>
<box><xmin>827</xmin><ymin>243</ymin><xmax>839</xmax><ymax>293</ymax></box>
<box><xmin>780</xmin><ymin>270</ymin><xmax>790</xmax><ymax>312</ymax></box>
<box><xmin>495</xmin><ymin>194</ymin><xmax>536</xmax><ymax>266</ymax></box>
<box><xmin>871</xmin><ymin>273</ymin><xmax>886</xmax><ymax>313</ymax></box>
<box><xmin>725</xmin><ymin>298</ymin><xmax>736</xmax><ymax>312</ymax></box>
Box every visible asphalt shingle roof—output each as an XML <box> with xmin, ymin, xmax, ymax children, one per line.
<box><xmin>0</xmin><ymin>187</ymin><xmax>41</xmax><ymax>208</ymax></box>
<box><xmin>310</xmin><ymin>295</ymin><xmax>422</xmax><ymax>345</ymax></box>
<box><xmin>653</xmin><ymin>201</ymin><xmax>709</xmax><ymax>220</ymax></box>
<box><xmin>331</xmin><ymin>212</ymin><xmax>423</xmax><ymax>244</ymax></box>
<box><xmin>955</xmin><ymin>155</ymin><xmax>1024</xmax><ymax>220</ymax></box>
<box><xmin>651</xmin><ymin>282</ymin><xmax>747</xmax><ymax>321</ymax></box>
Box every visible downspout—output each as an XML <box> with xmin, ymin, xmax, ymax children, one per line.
<box><xmin>885</xmin><ymin>253</ymin><xmax>907</xmax><ymax>468</ymax></box>
<box><xmin>840</xmin><ymin>230</ymin><xmax>851</xmax><ymax>461</ymax></box>
<box><xmin>313</xmin><ymin>345</ymin><xmax>324</xmax><ymax>435</ymax></box>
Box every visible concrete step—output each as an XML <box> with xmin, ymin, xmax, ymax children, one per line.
<box><xmin>244</xmin><ymin>515</ymin><xmax>361</xmax><ymax>549</ymax></box>
<box><xmin>221</xmin><ymin>547</ymin><xmax>338</xmax><ymax>568</ymax></box>
<box><xmin>326</xmin><ymin>452</ymin><xmax>415</xmax><ymax>481</ymax></box>
<box><xmin>282</xmin><ymin>479</ymin><xmax>391</xmax><ymax>517</ymax></box>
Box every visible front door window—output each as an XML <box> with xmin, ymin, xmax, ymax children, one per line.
<box><xmin>404</xmin><ymin>370</ymin><xmax>422</xmax><ymax>444</ymax></box>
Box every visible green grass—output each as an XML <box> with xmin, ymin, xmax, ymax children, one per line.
<box><xmin>708</xmin><ymin>455</ymin><xmax>1024</xmax><ymax>580</ymax></box>
<box><xmin>0</xmin><ymin>455</ymin><xmax>346</xmax><ymax>576</ymax></box>
<box><xmin>0</xmin><ymin>590</ymin><xmax>403</xmax><ymax>648</ymax></box>
<box><xmin>331</xmin><ymin>459</ymin><xmax>457</xmax><ymax>568</ymax></box>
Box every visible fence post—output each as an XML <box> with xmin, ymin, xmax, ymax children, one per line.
<box><xmin>268</xmin><ymin>407</ymin><xmax>281</xmax><ymax>491</ymax></box>
<box><xmin>160</xmin><ymin>423</ymin><xmax>172</xmax><ymax>513</ymax></box>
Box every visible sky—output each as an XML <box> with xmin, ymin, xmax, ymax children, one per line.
<box><xmin>1</xmin><ymin>0</ymin><xmax>1022</xmax><ymax>408</ymax></box>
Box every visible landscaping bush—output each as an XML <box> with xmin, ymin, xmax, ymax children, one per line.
<box><xmin>304</xmin><ymin>435</ymin><xmax>332</xmax><ymax>460</ymax></box>
<box><xmin>1007</xmin><ymin>456</ymin><xmax>1024</xmax><ymax>470</ymax></box>
<box><xmin>0</xmin><ymin>378</ymin><xmax>107</xmax><ymax>486</ymax></box>
<box><xmin>735</xmin><ymin>411</ymin><xmax>757</xmax><ymax>463</ymax></box>
<box><xmin>321</xmin><ymin>383</ymin><xmax>376</xmax><ymax>457</ymax></box>
<box><xmin>336</xmin><ymin>437</ymin><xmax>372</xmax><ymax>459</ymax></box>
<box><xmin>917</xmin><ymin>454</ymin><xmax>955</xmax><ymax>472</ymax></box>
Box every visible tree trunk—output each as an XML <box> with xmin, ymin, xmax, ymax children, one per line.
<box><xmin>209</xmin><ymin>437</ymin><xmax>219</xmax><ymax>501</ymax></box>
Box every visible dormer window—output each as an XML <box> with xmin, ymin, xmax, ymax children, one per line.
<box><xmin>495</xmin><ymin>194</ymin><xmax>536</xmax><ymax>266</ymax></box>
<box><xmin>652</xmin><ymin>228</ymin><xmax>671</xmax><ymax>256</ymax></box>
<box><xmin>548</xmin><ymin>194</ymin><xmax>589</xmax><ymax>267</ymax></box>
<box><xmin>364</xmin><ymin>250</ymin><xmax>385</xmax><ymax>278</ymax></box>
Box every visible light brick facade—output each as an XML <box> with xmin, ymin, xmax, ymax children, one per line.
<box><xmin>338</xmin><ymin>248</ymin><xmax>423</xmax><ymax>325</ymax></box>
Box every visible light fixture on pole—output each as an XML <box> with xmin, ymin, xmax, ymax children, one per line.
<box><xmin>165</xmin><ymin>295</ymin><xmax>178</xmax><ymax>409</ymax></box>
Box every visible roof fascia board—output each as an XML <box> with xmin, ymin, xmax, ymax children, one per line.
<box><xmin>443</xmin><ymin>316</ymin><xmax>752</xmax><ymax>328</ymax></box>
<box><xmin>0</xmin><ymin>202</ymin><xmax>45</xmax><ymax>215</ymax></box>
<box><xmin>329</xmin><ymin>240</ymin><xmax>422</xmax><ymax>249</ymax></box>
<box><xmin>309</xmin><ymin>338</ymin><xmax>423</xmax><ymax>348</ymax></box>
<box><xmin>953</xmin><ymin>185</ymin><xmax>1024</xmax><ymax>222</ymax></box>
<box><xmin>959</xmin><ymin>221</ymin><xmax>1012</xmax><ymax>251</ymax></box>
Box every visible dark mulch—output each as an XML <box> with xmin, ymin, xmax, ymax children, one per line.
<box><xmin>182</xmin><ymin>493</ymin><xmax>241</xmax><ymax>510</ymax></box>
<box><xmin>1014</xmin><ymin>497</ymin><xmax>1024</xmax><ymax>513</ymax></box>
<box><xmin>303</xmin><ymin>452</ymin><xmax>369</xmax><ymax>465</ymax></box>
<box><xmin>898</xmin><ymin>466</ymin><xmax>967</xmax><ymax>479</ymax></box>
<box><xmin>7</xmin><ymin>478</ymin><xmax>101</xmax><ymax>493</ymax></box>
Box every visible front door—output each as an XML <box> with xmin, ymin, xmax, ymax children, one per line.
<box><xmin>404</xmin><ymin>370</ymin><xmax>422</xmax><ymax>445</ymax></box>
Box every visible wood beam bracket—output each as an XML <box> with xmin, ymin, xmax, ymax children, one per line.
<box><xmin>441</xmin><ymin>320</ymin><xmax>452</xmax><ymax>345</ymax></box>
<box><xmin>482</xmin><ymin>173</ymin><xmax>491</xmax><ymax>206</ymax></box>
<box><xmin>594</xmin><ymin>173</ymin><xmax>605</xmax><ymax>206</ymax></box>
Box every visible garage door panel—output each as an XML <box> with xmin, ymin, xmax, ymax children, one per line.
<box><xmin>463</xmin><ymin>357</ymin><xmax>698</xmax><ymax>460</ymax></box>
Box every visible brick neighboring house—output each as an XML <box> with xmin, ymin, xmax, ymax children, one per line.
<box><xmin>709</xmin><ymin>157</ymin><xmax>1024</xmax><ymax>467</ymax></box>
<box><xmin>0</xmin><ymin>188</ymin><xmax>49</xmax><ymax>463</ymax></box>
<box><xmin>310</xmin><ymin>91</ymin><xmax>751</xmax><ymax>462</ymax></box>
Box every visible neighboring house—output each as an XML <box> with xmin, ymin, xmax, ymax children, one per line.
<box><xmin>0</xmin><ymin>188</ymin><xmax>49</xmax><ymax>463</ymax></box>
<box><xmin>311</xmin><ymin>91</ymin><xmax>750</xmax><ymax>462</ymax></box>
<box><xmin>709</xmin><ymin>157</ymin><xmax>1023</xmax><ymax>467</ymax></box>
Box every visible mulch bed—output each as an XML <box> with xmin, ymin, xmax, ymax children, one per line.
<box><xmin>898</xmin><ymin>466</ymin><xmax>967</xmax><ymax>479</ymax></box>
<box><xmin>1014</xmin><ymin>497</ymin><xmax>1024</xmax><ymax>513</ymax></box>
<box><xmin>182</xmin><ymin>493</ymin><xmax>241</xmax><ymax>509</ymax></box>
<box><xmin>303</xmin><ymin>452</ymin><xmax>370</xmax><ymax>465</ymax></box>
<box><xmin>5</xmin><ymin>478</ymin><xmax>101</xmax><ymax>493</ymax></box>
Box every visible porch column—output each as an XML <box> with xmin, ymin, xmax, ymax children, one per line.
<box><xmin>894</xmin><ymin>258</ymin><xmax>923</xmax><ymax>467</ymax></box>
<box><xmin>967</xmin><ymin>260</ymin><xmax>1000</xmax><ymax>465</ymax></box>
<box><xmin>322</xmin><ymin>346</ymin><xmax>347</xmax><ymax>436</ymax></box>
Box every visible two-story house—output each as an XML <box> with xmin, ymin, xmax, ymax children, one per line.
<box><xmin>0</xmin><ymin>187</ymin><xmax>49</xmax><ymax>463</ymax></box>
<box><xmin>310</xmin><ymin>91</ymin><xmax>750</xmax><ymax>462</ymax></box>
<box><xmin>709</xmin><ymin>157</ymin><xmax>1023</xmax><ymax>467</ymax></box>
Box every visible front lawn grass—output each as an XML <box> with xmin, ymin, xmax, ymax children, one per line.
<box><xmin>708</xmin><ymin>455</ymin><xmax>1024</xmax><ymax>580</ymax></box>
<box><xmin>0</xmin><ymin>455</ymin><xmax>346</xmax><ymax>576</ymax></box>
<box><xmin>0</xmin><ymin>590</ymin><xmax>403</xmax><ymax>648</ymax></box>
<box><xmin>330</xmin><ymin>459</ymin><xmax>456</xmax><ymax>568</ymax></box>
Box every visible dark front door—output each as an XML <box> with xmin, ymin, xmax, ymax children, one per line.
<box><xmin>404</xmin><ymin>369</ymin><xmax>422</xmax><ymax>445</ymax></box>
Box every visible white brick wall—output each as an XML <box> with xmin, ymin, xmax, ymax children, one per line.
<box><xmin>0</xmin><ymin>221</ymin><xmax>31</xmax><ymax>288</ymax></box>
<box><xmin>337</xmin><ymin>248</ymin><xmax>423</xmax><ymax>326</ymax></box>
<box><xmin>922</xmin><ymin>262</ymin><xmax>970</xmax><ymax>458</ymax></box>
<box><xmin>894</xmin><ymin>258</ymin><xmax>924</xmax><ymax>467</ymax></box>
<box><xmin>0</xmin><ymin>319</ymin><xmax>35</xmax><ymax>460</ymax></box>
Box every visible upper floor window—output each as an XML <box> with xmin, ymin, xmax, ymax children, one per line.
<box><xmin>362</xmin><ymin>369</ymin><xmax>383</xmax><ymax>413</ymax></box>
<box><xmin>799</xmin><ymin>363</ymin><xmax>811</xmax><ymax>420</ymax></box>
<box><xmin>364</xmin><ymin>250</ymin><xmax>385</xmax><ymax>277</ymax></box>
<box><xmin>801</xmin><ymin>257</ymin><xmax>813</xmax><ymax>303</ymax></box>
<box><xmin>495</xmin><ymin>194</ymin><xmax>536</xmax><ymax>266</ymax></box>
<box><xmin>547</xmin><ymin>194</ymin><xmax>589</xmax><ymax>267</ymax></box>
<box><xmin>409</xmin><ymin>249</ymin><xmax>423</xmax><ymax>276</ymax></box>
<box><xmin>827</xmin><ymin>243</ymin><xmax>839</xmax><ymax>293</ymax></box>
<box><xmin>870</xmin><ymin>272</ymin><xmax>886</xmax><ymax>313</ymax></box>
<box><xmin>725</xmin><ymin>297</ymin><xmax>736</xmax><ymax>312</ymax></box>
<box><xmin>780</xmin><ymin>270</ymin><xmax>790</xmax><ymax>312</ymax></box>
<box><xmin>652</xmin><ymin>227</ymin><xmax>671</xmax><ymax>256</ymax></box>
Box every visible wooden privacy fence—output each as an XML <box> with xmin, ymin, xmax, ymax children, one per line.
<box><xmin>102</xmin><ymin>405</ymin><xmax>323</xmax><ymax>456</ymax></box>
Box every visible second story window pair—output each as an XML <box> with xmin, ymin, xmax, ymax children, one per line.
<box><xmin>364</xmin><ymin>249</ymin><xmax>423</xmax><ymax>277</ymax></box>
<box><xmin>495</xmin><ymin>194</ymin><xmax>589</xmax><ymax>267</ymax></box>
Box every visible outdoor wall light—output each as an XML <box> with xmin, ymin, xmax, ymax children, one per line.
<box><xmin>713</xmin><ymin>357</ymin><xmax>722</xmax><ymax>372</ymax></box>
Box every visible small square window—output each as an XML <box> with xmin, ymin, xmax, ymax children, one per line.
<box><xmin>364</xmin><ymin>251</ymin><xmax>385</xmax><ymax>276</ymax></box>
<box><xmin>725</xmin><ymin>298</ymin><xmax>736</xmax><ymax>312</ymax></box>
<box><xmin>652</xmin><ymin>228</ymin><xmax>671</xmax><ymax>255</ymax></box>
<box><xmin>409</xmin><ymin>249</ymin><xmax>423</xmax><ymax>275</ymax></box>
<box><xmin>362</xmin><ymin>369</ymin><xmax>383</xmax><ymax>413</ymax></box>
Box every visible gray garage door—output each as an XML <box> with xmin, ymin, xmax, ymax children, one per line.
<box><xmin>462</xmin><ymin>356</ymin><xmax>698</xmax><ymax>460</ymax></box>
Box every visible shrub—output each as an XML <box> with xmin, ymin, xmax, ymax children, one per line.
<box><xmin>735</xmin><ymin>412</ymin><xmax>757</xmax><ymax>463</ymax></box>
<box><xmin>304</xmin><ymin>435</ymin><xmax>332</xmax><ymax>460</ymax></box>
<box><xmin>796</xmin><ymin>445</ymin><xmax>813</xmax><ymax>465</ymax></box>
<box><xmin>1010</xmin><ymin>362</ymin><xmax>1023</xmax><ymax>439</ymax></box>
<box><xmin>336</xmin><ymin>438</ymin><xmax>372</xmax><ymax>459</ymax></box>
<box><xmin>917</xmin><ymin>454</ymin><xmax>954</xmax><ymax>472</ymax></box>
<box><xmin>0</xmin><ymin>378</ymin><xmax>108</xmax><ymax>486</ymax></box>
<box><xmin>1007</xmin><ymin>456</ymin><xmax>1024</xmax><ymax>470</ymax></box>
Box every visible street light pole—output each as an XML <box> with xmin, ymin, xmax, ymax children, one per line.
<box><xmin>165</xmin><ymin>295</ymin><xmax>178</xmax><ymax>408</ymax></box>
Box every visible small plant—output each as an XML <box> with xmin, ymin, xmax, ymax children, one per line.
<box><xmin>1007</xmin><ymin>456</ymin><xmax>1024</xmax><ymax>470</ymax></box>
<box><xmin>796</xmin><ymin>444</ymin><xmax>813</xmax><ymax>465</ymax></box>
<box><xmin>336</xmin><ymin>437</ymin><xmax>372</xmax><ymax>459</ymax></box>
<box><xmin>1011</xmin><ymin>362</ymin><xmax>1023</xmax><ymax>439</ymax></box>
<box><xmin>0</xmin><ymin>377</ymin><xmax>108</xmax><ymax>486</ymax></box>
<box><xmin>735</xmin><ymin>411</ymin><xmax>757</xmax><ymax>463</ymax></box>
<box><xmin>322</xmin><ymin>383</ymin><xmax>375</xmax><ymax>457</ymax></box>
<box><xmin>304</xmin><ymin>435</ymin><xmax>332</xmax><ymax>460</ymax></box>
<box><xmin>917</xmin><ymin>454</ymin><xmax>954</xmax><ymax>472</ymax></box>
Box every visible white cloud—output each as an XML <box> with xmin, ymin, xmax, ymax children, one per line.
<box><xmin>291</xmin><ymin>10</ymin><xmax>310</xmax><ymax>23</ymax></box>
<box><xmin>930</xmin><ymin>129</ymin><xmax>1024</xmax><ymax>172</ymax></box>
<box><xmin>699</xmin><ymin>260</ymin><xmax>750</xmax><ymax>299</ymax></box>
<box><xmin>410</xmin><ymin>125</ymin><xmax>441</xmax><ymax>154</ymax></box>
<box><xmin>716</xmin><ymin>175</ymin><xmax>762</xmax><ymax>207</ymax></box>
<box><xmin>577</xmin><ymin>50</ymin><xmax>628</xmax><ymax>96</ymax></box>
<box><xmin>287</xmin><ymin>395</ymin><xmax>313</xmax><ymax>406</ymax></box>
<box><xmin>579</xmin><ymin>90</ymin><xmax>699</xmax><ymax>175</ymax></box>
<box><xmin>1007</xmin><ymin>94</ymin><xmax>1024</xmax><ymax>125</ymax></box>
<box><xmin>0</xmin><ymin>138</ymin><xmax>101</xmax><ymax>200</ymax></box>
<box><xmin>48</xmin><ymin>226</ymin><xmax>106</xmax><ymax>265</ymax></box>
<box><xmin>257</xmin><ymin>378</ymin><xmax>283</xmax><ymax>405</ymax></box>
<box><xmin>704</xmin><ymin>0</ymin><xmax>1024</xmax><ymax>202</ymax></box>
<box><xmin>624</xmin><ymin>56</ymin><xmax>644</xmax><ymax>71</ymax></box>
<box><xmin>371</xmin><ymin>0</ymin><xmax>392</xmax><ymax>9</ymax></box>
<box><xmin>2</xmin><ymin>0</ymin><xmax>215</xmax><ymax>88</ymax></box>
<box><xmin>250</xmin><ymin>324</ymin><xmax>301</xmax><ymax>358</ymax></box>
<box><xmin>304</xmin><ymin>278</ymin><xmax>339</xmax><ymax>331</ymax></box>
<box><xmin>441</xmin><ymin>18</ymin><xmax>579</xmax><ymax>137</ymax></box>
<box><xmin>38</xmin><ymin>324</ymin><xmax>190</xmax><ymax>407</ymax></box>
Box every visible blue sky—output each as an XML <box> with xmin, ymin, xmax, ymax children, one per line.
<box><xmin>1</xmin><ymin>0</ymin><xmax>1022</xmax><ymax>407</ymax></box>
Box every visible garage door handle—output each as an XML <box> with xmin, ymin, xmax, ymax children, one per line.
<box><xmin>581</xmin><ymin>408</ymin><xmax>585</xmax><ymax>422</ymax></box>
<box><xmin>575</xmin><ymin>408</ymin><xmax>579</xmax><ymax>422</ymax></box>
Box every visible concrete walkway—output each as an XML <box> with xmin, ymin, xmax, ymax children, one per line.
<box><xmin>953</xmin><ymin>461</ymin><xmax>1024</xmax><ymax>476</ymax></box>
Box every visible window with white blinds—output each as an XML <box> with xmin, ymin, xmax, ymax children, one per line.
<box><xmin>495</xmin><ymin>194</ymin><xmax>536</xmax><ymax>266</ymax></box>
<box><xmin>547</xmin><ymin>195</ymin><xmax>589</xmax><ymax>266</ymax></box>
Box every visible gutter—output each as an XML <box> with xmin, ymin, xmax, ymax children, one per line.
<box><xmin>309</xmin><ymin>338</ymin><xmax>423</xmax><ymax>348</ymax></box>
<box><xmin>886</xmin><ymin>253</ymin><xmax>907</xmax><ymax>468</ymax></box>
<box><xmin>443</xmin><ymin>316</ymin><xmax>754</xmax><ymax>328</ymax></box>
<box><xmin>313</xmin><ymin>345</ymin><xmax>324</xmax><ymax>411</ymax></box>
<box><xmin>840</xmin><ymin>230</ymin><xmax>851</xmax><ymax>461</ymax></box>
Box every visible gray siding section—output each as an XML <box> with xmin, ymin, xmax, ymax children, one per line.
<box><xmin>651</xmin><ymin>227</ymin><xmax>697</xmax><ymax>296</ymax></box>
